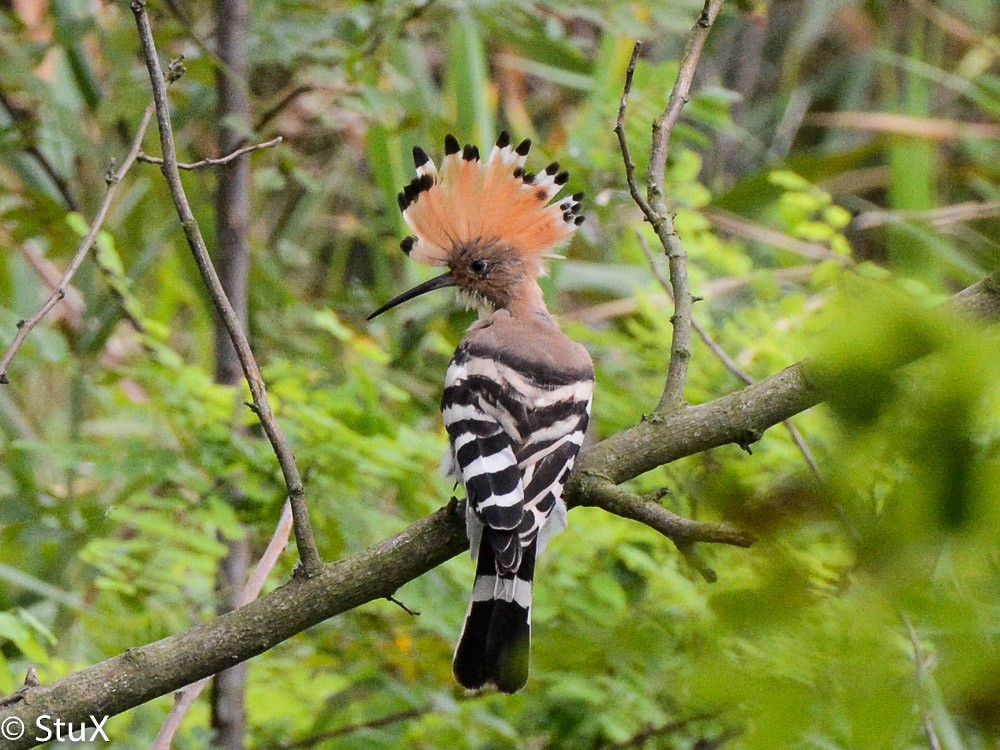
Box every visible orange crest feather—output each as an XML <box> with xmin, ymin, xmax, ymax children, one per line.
<box><xmin>396</xmin><ymin>132</ymin><xmax>584</xmax><ymax>267</ymax></box>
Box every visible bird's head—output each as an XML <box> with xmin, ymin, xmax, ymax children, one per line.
<box><xmin>368</xmin><ymin>132</ymin><xmax>583</xmax><ymax>321</ymax></box>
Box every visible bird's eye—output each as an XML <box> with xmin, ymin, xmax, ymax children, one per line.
<box><xmin>470</xmin><ymin>259</ymin><xmax>488</xmax><ymax>275</ymax></box>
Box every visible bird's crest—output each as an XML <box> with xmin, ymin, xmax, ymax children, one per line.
<box><xmin>397</xmin><ymin>132</ymin><xmax>583</xmax><ymax>271</ymax></box>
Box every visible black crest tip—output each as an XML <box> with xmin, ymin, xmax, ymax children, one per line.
<box><xmin>496</xmin><ymin>130</ymin><xmax>511</xmax><ymax>149</ymax></box>
<box><xmin>462</xmin><ymin>144</ymin><xmax>480</xmax><ymax>161</ymax></box>
<box><xmin>545</xmin><ymin>162</ymin><xmax>560</xmax><ymax>175</ymax></box>
<box><xmin>572</xmin><ymin>192</ymin><xmax>585</xmax><ymax>201</ymax></box>
<box><xmin>512</xmin><ymin>167</ymin><xmax>523</xmax><ymax>179</ymax></box>
<box><xmin>400</xmin><ymin>236</ymin><xmax>416</xmax><ymax>255</ymax></box>
<box><xmin>522</xmin><ymin>171</ymin><xmax>536</xmax><ymax>184</ymax></box>
<box><xmin>554</xmin><ymin>171</ymin><xmax>570</xmax><ymax>185</ymax></box>
<box><xmin>444</xmin><ymin>134</ymin><xmax>460</xmax><ymax>155</ymax></box>
<box><xmin>514</xmin><ymin>138</ymin><xmax>531</xmax><ymax>156</ymax></box>
<box><xmin>412</xmin><ymin>146</ymin><xmax>429</xmax><ymax>168</ymax></box>
<box><xmin>574</xmin><ymin>215</ymin><xmax>585</xmax><ymax>225</ymax></box>
<box><xmin>397</xmin><ymin>192</ymin><xmax>408</xmax><ymax>211</ymax></box>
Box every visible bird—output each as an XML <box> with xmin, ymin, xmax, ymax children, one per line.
<box><xmin>368</xmin><ymin>132</ymin><xmax>594</xmax><ymax>693</ymax></box>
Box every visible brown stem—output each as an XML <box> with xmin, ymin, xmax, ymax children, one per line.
<box><xmin>137</xmin><ymin>137</ymin><xmax>282</xmax><ymax>171</ymax></box>
<box><xmin>649</xmin><ymin>0</ymin><xmax>726</xmax><ymax>411</ymax></box>
<box><xmin>129</xmin><ymin>0</ymin><xmax>323</xmax><ymax>577</ymax></box>
<box><xmin>615</xmin><ymin>1</ymin><xmax>727</xmax><ymax>413</ymax></box>
<box><xmin>0</xmin><ymin>104</ymin><xmax>155</xmax><ymax>385</ymax></box>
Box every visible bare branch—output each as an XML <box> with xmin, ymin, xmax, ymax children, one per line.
<box><xmin>637</xmin><ymin>232</ymin><xmax>821</xmax><ymax>479</ymax></box>
<box><xmin>574</xmin><ymin>479</ymin><xmax>753</xmax><ymax>548</ymax></box>
<box><xmin>650</xmin><ymin>0</ymin><xmax>726</xmax><ymax>412</ymax></box>
<box><xmin>703</xmin><ymin>207</ymin><xmax>847</xmax><ymax>262</ymax></box>
<box><xmin>616</xmin><ymin>1</ymin><xmax>726</xmax><ymax>413</ymax></box>
<box><xmin>277</xmin><ymin>706</ymin><xmax>432</xmax><ymax>750</ymax></box>
<box><xmin>613</xmin><ymin>42</ymin><xmax>655</xmax><ymax>220</ymax></box>
<box><xmin>0</xmin><ymin>90</ymin><xmax>81</xmax><ymax>212</ymax></box>
<box><xmin>137</xmin><ymin>136</ymin><xmax>282</xmax><ymax>170</ymax></box>
<box><xmin>386</xmin><ymin>595</ymin><xmax>422</xmax><ymax>617</ymax></box>
<box><xmin>130</xmin><ymin>0</ymin><xmax>323</xmax><ymax>577</ymax></box>
<box><xmin>0</xmin><ymin>104</ymin><xmax>155</xmax><ymax>385</ymax></box>
<box><xmin>647</xmin><ymin>0</ymin><xmax>727</xmax><ymax>209</ymax></box>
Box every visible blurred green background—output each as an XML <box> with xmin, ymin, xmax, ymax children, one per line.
<box><xmin>1</xmin><ymin>0</ymin><xmax>999</xmax><ymax>747</ymax></box>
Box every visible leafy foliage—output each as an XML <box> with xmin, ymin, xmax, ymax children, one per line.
<box><xmin>1</xmin><ymin>1</ymin><xmax>999</xmax><ymax>748</ymax></box>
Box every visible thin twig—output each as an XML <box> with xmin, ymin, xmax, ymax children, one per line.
<box><xmin>637</xmin><ymin>232</ymin><xmax>821</xmax><ymax>479</ymax></box>
<box><xmin>130</xmin><ymin>0</ymin><xmax>323</xmax><ymax>576</ymax></box>
<box><xmin>0</xmin><ymin>104</ymin><xmax>155</xmax><ymax>385</ymax></box>
<box><xmin>151</xmin><ymin>501</ymin><xmax>294</xmax><ymax>750</ymax></box>
<box><xmin>599</xmin><ymin>713</ymin><xmax>717</xmax><ymax>750</ymax></box>
<box><xmin>852</xmin><ymin>200</ymin><xmax>1000</xmax><ymax>231</ymax></box>
<box><xmin>703</xmin><ymin>207</ymin><xmax>847</xmax><ymax>262</ymax></box>
<box><xmin>903</xmin><ymin>616</ymin><xmax>944</xmax><ymax>750</ymax></box>
<box><xmin>255</xmin><ymin>85</ymin><xmax>316</xmax><ymax>131</ymax></box>
<box><xmin>613</xmin><ymin>41</ymin><xmax>655</xmax><ymax>219</ymax></box>
<box><xmin>386</xmin><ymin>594</ymin><xmax>421</xmax><ymax>616</ymax></box>
<box><xmin>137</xmin><ymin>136</ymin><xmax>282</xmax><ymax>170</ymax></box>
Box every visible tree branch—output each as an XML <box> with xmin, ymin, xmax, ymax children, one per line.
<box><xmin>137</xmin><ymin>136</ymin><xmax>282</xmax><ymax>171</ymax></box>
<box><xmin>613</xmin><ymin>42</ymin><xmax>655</xmax><ymax>220</ymax></box>
<box><xmin>0</xmin><ymin>273</ymin><xmax>997</xmax><ymax>747</ymax></box>
<box><xmin>0</xmin><ymin>103</ymin><xmax>155</xmax><ymax>385</ymax></box>
<box><xmin>130</xmin><ymin>0</ymin><xmax>323</xmax><ymax>577</ymax></box>
<box><xmin>637</xmin><ymin>231</ymin><xmax>821</xmax><ymax>479</ymax></box>
<box><xmin>616</xmin><ymin>0</ymin><xmax>726</xmax><ymax>413</ymax></box>
<box><xmin>648</xmin><ymin>3</ymin><xmax>725</xmax><ymax>410</ymax></box>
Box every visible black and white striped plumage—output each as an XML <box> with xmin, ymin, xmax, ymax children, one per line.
<box><xmin>368</xmin><ymin>133</ymin><xmax>593</xmax><ymax>693</ymax></box>
<box><xmin>443</xmin><ymin>318</ymin><xmax>593</xmax><ymax>693</ymax></box>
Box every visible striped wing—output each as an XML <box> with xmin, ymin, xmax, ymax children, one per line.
<box><xmin>442</xmin><ymin>367</ymin><xmax>525</xmax><ymax>573</ymax></box>
<box><xmin>442</xmin><ymin>343</ymin><xmax>593</xmax><ymax>566</ymax></box>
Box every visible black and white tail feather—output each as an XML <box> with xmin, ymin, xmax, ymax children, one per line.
<box><xmin>372</xmin><ymin>132</ymin><xmax>593</xmax><ymax>693</ymax></box>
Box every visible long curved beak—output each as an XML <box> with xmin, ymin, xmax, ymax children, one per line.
<box><xmin>367</xmin><ymin>271</ymin><xmax>456</xmax><ymax>320</ymax></box>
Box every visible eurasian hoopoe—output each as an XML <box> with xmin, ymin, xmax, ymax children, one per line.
<box><xmin>369</xmin><ymin>132</ymin><xmax>594</xmax><ymax>693</ymax></box>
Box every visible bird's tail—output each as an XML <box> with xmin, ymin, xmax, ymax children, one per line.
<box><xmin>453</xmin><ymin>534</ymin><xmax>536</xmax><ymax>694</ymax></box>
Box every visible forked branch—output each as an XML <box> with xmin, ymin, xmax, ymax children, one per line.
<box><xmin>0</xmin><ymin>104</ymin><xmax>155</xmax><ymax>385</ymax></box>
<box><xmin>130</xmin><ymin>0</ymin><xmax>322</xmax><ymax>577</ymax></box>
<box><xmin>616</xmin><ymin>0</ymin><xmax>727</xmax><ymax>412</ymax></box>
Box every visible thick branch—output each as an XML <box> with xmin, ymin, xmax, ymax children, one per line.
<box><xmin>130</xmin><ymin>0</ymin><xmax>323</xmax><ymax>576</ymax></box>
<box><xmin>0</xmin><ymin>104</ymin><xmax>155</xmax><ymax>385</ymax></box>
<box><xmin>1</xmin><ymin>275</ymin><xmax>997</xmax><ymax>747</ymax></box>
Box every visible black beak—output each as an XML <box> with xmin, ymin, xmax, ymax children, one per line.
<box><xmin>367</xmin><ymin>272</ymin><xmax>456</xmax><ymax>320</ymax></box>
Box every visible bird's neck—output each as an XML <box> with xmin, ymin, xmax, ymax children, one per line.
<box><xmin>499</xmin><ymin>277</ymin><xmax>550</xmax><ymax>320</ymax></box>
